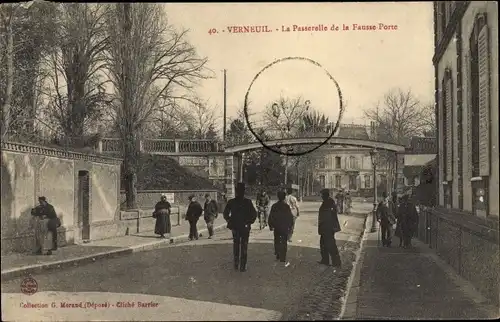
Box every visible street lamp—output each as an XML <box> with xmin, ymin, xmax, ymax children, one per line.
<box><xmin>370</xmin><ymin>149</ymin><xmax>379</xmax><ymax>233</ymax></box>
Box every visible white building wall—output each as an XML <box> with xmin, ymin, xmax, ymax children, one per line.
<box><xmin>461</xmin><ymin>2</ymin><xmax>499</xmax><ymax>216</ymax></box>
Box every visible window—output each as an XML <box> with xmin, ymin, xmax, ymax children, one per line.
<box><xmin>380</xmin><ymin>174</ymin><xmax>387</xmax><ymax>192</ymax></box>
<box><xmin>442</xmin><ymin>69</ymin><xmax>453</xmax><ymax>208</ymax></box>
<box><xmin>469</xmin><ymin>13</ymin><xmax>491</xmax><ymax>216</ymax></box>
<box><xmin>335</xmin><ymin>175</ymin><xmax>342</xmax><ymax>188</ymax></box>
<box><xmin>335</xmin><ymin>157</ymin><xmax>341</xmax><ymax>169</ymax></box>
<box><xmin>318</xmin><ymin>157</ymin><xmax>325</xmax><ymax>168</ymax></box>
<box><xmin>319</xmin><ymin>175</ymin><xmax>326</xmax><ymax>188</ymax></box>
<box><xmin>349</xmin><ymin>175</ymin><xmax>357</xmax><ymax>191</ymax></box>
<box><xmin>349</xmin><ymin>156</ymin><xmax>358</xmax><ymax>169</ymax></box>
<box><xmin>364</xmin><ymin>175</ymin><xmax>371</xmax><ymax>188</ymax></box>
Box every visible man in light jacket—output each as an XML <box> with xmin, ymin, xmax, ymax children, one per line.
<box><xmin>285</xmin><ymin>188</ymin><xmax>300</xmax><ymax>242</ymax></box>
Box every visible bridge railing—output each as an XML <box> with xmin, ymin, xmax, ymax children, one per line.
<box><xmin>98</xmin><ymin>138</ymin><xmax>224</xmax><ymax>154</ymax></box>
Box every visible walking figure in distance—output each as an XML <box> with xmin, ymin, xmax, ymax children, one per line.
<box><xmin>335</xmin><ymin>189</ymin><xmax>345</xmax><ymax>214</ymax></box>
<box><xmin>318</xmin><ymin>189</ymin><xmax>342</xmax><ymax>267</ymax></box>
<box><xmin>285</xmin><ymin>188</ymin><xmax>300</xmax><ymax>242</ymax></box>
<box><xmin>185</xmin><ymin>195</ymin><xmax>203</xmax><ymax>240</ymax></box>
<box><xmin>345</xmin><ymin>190</ymin><xmax>352</xmax><ymax>214</ymax></box>
<box><xmin>398</xmin><ymin>194</ymin><xmax>419</xmax><ymax>248</ymax></box>
<box><xmin>203</xmin><ymin>193</ymin><xmax>219</xmax><ymax>239</ymax></box>
<box><xmin>268</xmin><ymin>190</ymin><xmax>294</xmax><ymax>268</ymax></box>
<box><xmin>223</xmin><ymin>183</ymin><xmax>257</xmax><ymax>272</ymax></box>
<box><xmin>256</xmin><ymin>189</ymin><xmax>270</xmax><ymax>228</ymax></box>
<box><xmin>153</xmin><ymin>194</ymin><xmax>171</xmax><ymax>239</ymax></box>
<box><xmin>376</xmin><ymin>191</ymin><xmax>397</xmax><ymax>247</ymax></box>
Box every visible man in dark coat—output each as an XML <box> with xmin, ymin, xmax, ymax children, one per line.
<box><xmin>186</xmin><ymin>195</ymin><xmax>203</xmax><ymax>240</ymax></box>
<box><xmin>376</xmin><ymin>191</ymin><xmax>397</xmax><ymax>247</ymax></box>
<box><xmin>153</xmin><ymin>194</ymin><xmax>171</xmax><ymax>238</ymax></box>
<box><xmin>318</xmin><ymin>189</ymin><xmax>342</xmax><ymax>267</ymax></box>
<box><xmin>268</xmin><ymin>190</ymin><xmax>294</xmax><ymax>267</ymax></box>
<box><xmin>203</xmin><ymin>193</ymin><xmax>219</xmax><ymax>239</ymax></box>
<box><xmin>399</xmin><ymin>194</ymin><xmax>419</xmax><ymax>248</ymax></box>
<box><xmin>32</xmin><ymin>196</ymin><xmax>59</xmax><ymax>255</ymax></box>
<box><xmin>223</xmin><ymin>182</ymin><xmax>257</xmax><ymax>272</ymax></box>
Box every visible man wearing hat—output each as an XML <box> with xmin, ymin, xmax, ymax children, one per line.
<box><xmin>317</xmin><ymin>189</ymin><xmax>342</xmax><ymax>267</ymax></box>
<box><xmin>185</xmin><ymin>195</ymin><xmax>203</xmax><ymax>240</ymax></box>
<box><xmin>203</xmin><ymin>193</ymin><xmax>219</xmax><ymax>239</ymax></box>
<box><xmin>31</xmin><ymin>196</ymin><xmax>59</xmax><ymax>255</ymax></box>
<box><xmin>223</xmin><ymin>182</ymin><xmax>257</xmax><ymax>272</ymax></box>
<box><xmin>376</xmin><ymin>191</ymin><xmax>397</xmax><ymax>247</ymax></box>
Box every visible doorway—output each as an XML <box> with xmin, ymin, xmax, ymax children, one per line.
<box><xmin>78</xmin><ymin>171</ymin><xmax>90</xmax><ymax>241</ymax></box>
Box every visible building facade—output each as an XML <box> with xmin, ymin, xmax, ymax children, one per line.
<box><xmin>435</xmin><ymin>1</ymin><xmax>498</xmax><ymax>216</ymax></box>
<box><xmin>423</xmin><ymin>1</ymin><xmax>499</xmax><ymax>305</ymax></box>
<box><xmin>312</xmin><ymin>124</ymin><xmax>390</xmax><ymax>195</ymax></box>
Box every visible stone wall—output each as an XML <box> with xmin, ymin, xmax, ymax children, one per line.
<box><xmin>1</xmin><ymin>142</ymin><xmax>122</xmax><ymax>254</ymax></box>
<box><xmin>417</xmin><ymin>207</ymin><xmax>500</xmax><ymax>306</ymax></box>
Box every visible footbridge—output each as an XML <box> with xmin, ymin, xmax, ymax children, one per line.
<box><xmin>98</xmin><ymin>131</ymin><xmax>406</xmax><ymax>198</ymax></box>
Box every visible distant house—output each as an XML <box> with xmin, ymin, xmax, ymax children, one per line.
<box><xmin>312</xmin><ymin>123</ymin><xmax>388</xmax><ymax>195</ymax></box>
<box><xmin>403</xmin><ymin>136</ymin><xmax>437</xmax><ymax>188</ymax></box>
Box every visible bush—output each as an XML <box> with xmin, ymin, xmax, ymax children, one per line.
<box><xmin>121</xmin><ymin>155</ymin><xmax>219</xmax><ymax>191</ymax></box>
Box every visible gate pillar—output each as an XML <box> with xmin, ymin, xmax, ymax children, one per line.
<box><xmin>224</xmin><ymin>154</ymin><xmax>235</xmax><ymax>199</ymax></box>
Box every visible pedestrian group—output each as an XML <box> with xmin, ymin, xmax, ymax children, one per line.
<box><xmin>376</xmin><ymin>191</ymin><xmax>419</xmax><ymax>248</ymax></box>
<box><xmin>32</xmin><ymin>185</ymin><xmax>344</xmax><ymax>274</ymax></box>
<box><xmin>223</xmin><ymin>183</ymin><xmax>341</xmax><ymax>272</ymax></box>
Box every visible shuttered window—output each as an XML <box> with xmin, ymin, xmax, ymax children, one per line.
<box><xmin>477</xmin><ymin>26</ymin><xmax>490</xmax><ymax>176</ymax></box>
<box><xmin>445</xmin><ymin>75</ymin><xmax>453</xmax><ymax>181</ymax></box>
<box><xmin>465</xmin><ymin>53</ymin><xmax>472</xmax><ymax>181</ymax></box>
<box><xmin>469</xmin><ymin>14</ymin><xmax>490</xmax><ymax>216</ymax></box>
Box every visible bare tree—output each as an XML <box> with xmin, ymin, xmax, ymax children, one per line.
<box><xmin>264</xmin><ymin>95</ymin><xmax>310</xmax><ymax>139</ymax></box>
<box><xmin>364</xmin><ymin>88</ymin><xmax>431</xmax><ymax>191</ymax></box>
<box><xmin>0</xmin><ymin>1</ymin><xmax>55</xmax><ymax>139</ymax></box>
<box><xmin>421</xmin><ymin>102</ymin><xmax>437</xmax><ymax>137</ymax></box>
<box><xmin>184</xmin><ymin>98</ymin><xmax>219</xmax><ymax>139</ymax></box>
<box><xmin>41</xmin><ymin>3</ymin><xmax>109</xmax><ymax>145</ymax></box>
<box><xmin>105</xmin><ymin>3</ymin><xmax>210</xmax><ymax>208</ymax></box>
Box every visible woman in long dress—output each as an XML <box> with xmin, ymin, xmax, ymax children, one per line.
<box><xmin>153</xmin><ymin>194</ymin><xmax>171</xmax><ymax>238</ymax></box>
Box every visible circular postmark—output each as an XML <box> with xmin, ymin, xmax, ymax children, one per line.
<box><xmin>244</xmin><ymin>56</ymin><xmax>345</xmax><ymax>156</ymax></box>
<box><xmin>21</xmin><ymin>276</ymin><xmax>38</xmax><ymax>295</ymax></box>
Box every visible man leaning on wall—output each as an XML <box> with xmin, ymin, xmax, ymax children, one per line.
<box><xmin>31</xmin><ymin>196</ymin><xmax>60</xmax><ymax>255</ymax></box>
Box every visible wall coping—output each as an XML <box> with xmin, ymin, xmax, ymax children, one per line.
<box><xmin>1</xmin><ymin>141</ymin><xmax>122</xmax><ymax>165</ymax></box>
<box><xmin>427</xmin><ymin>207</ymin><xmax>499</xmax><ymax>243</ymax></box>
<box><xmin>119</xmin><ymin>189</ymin><xmax>221</xmax><ymax>193</ymax></box>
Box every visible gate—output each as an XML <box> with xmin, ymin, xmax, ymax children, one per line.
<box><xmin>78</xmin><ymin>171</ymin><xmax>90</xmax><ymax>241</ymax></box>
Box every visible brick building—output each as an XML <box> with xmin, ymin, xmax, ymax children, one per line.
<box><xmin>419</xmin><ymin>1</ymin><xmax>499</xmax><ymax>305</ymax></box>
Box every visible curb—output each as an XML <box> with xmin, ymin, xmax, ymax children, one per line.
<box><xmin>338</xmin><ymin>212</ymin><xmax>373</xmax><ymax>320</ymax></box>
<box><xmin>1</xmin><ymin>224</ymin><xmax>228</xmax><ymax>281</ymax></box>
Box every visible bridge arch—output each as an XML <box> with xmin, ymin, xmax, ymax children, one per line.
<box><xmin>225</xmin><ymin>136</ymin><xmax>406</xmax><ymax>154</ymax></box>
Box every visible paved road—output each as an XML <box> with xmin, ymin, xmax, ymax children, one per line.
<box><xmin>1</xmin><ymin>201</ymin><xmax>369</xmax><ymax>321</ymax></box>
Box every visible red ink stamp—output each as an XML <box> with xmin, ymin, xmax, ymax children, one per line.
<box><xmin>21</xmin><ymin>276</ymin><xmax>38</xmax><ymax>296</ymax></box>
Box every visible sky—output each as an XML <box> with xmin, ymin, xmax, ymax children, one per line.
<box><xmin>163</xmin><ymin>2</ymin><xmax>434</xmax><ymax>130</ymax></box>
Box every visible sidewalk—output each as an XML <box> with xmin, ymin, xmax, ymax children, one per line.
<box><xmin>342</xmin><ymin>217</ymin><xmax>499</xmax><ymax>320</ymax></box>
<box><xmin>1</xmin><ymin>216</ymin><xmax>227</xmax><ymax>281</ymax></box>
